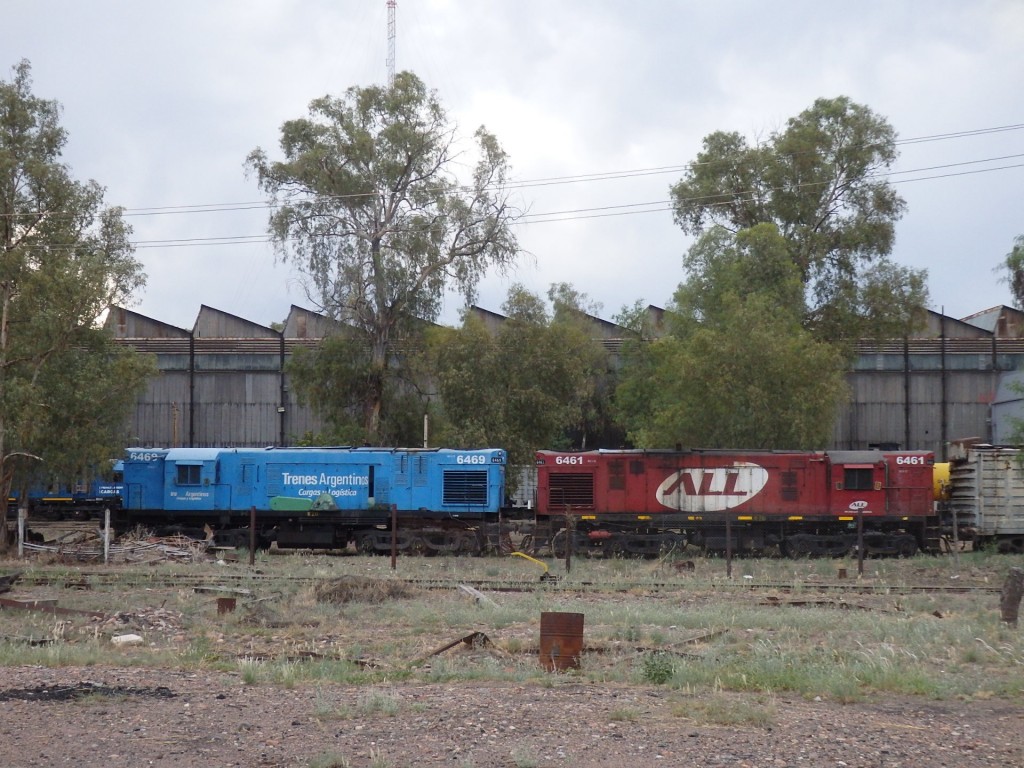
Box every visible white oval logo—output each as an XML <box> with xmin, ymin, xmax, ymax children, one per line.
<box><xmin>849</xmin><ymin>500</ymin><xmax>869</xmax><ymax>510</ymax></box>
<box><xmin>655</xmin><ymin>462</ymin><xmax>769</xmax><ymax>513</ymax></box>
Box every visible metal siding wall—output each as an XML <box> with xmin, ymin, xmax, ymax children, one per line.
<box><xmin>835</xmin><ymin>369</ymin><xmax>994</xmax><ymax>454</ymax></box>
<box><xmin>121</xmin><ymin>328</ymin><xmax>1008</xmax><ymax>453</ymax></box>
<box><xmin>192</xmin><ymin>372</ymin><xmax>281</xmax><ymax>447</ymax></box>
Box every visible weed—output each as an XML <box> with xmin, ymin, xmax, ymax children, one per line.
<box><xmin>671</xmin><ymin>693</ymin><xmax>776</xmax><ymax>727</ymax></box>
<box><xmin>308</xmin><ymin>751</ymin><xmax>351</xmax><ymax>768</ymax></box>
<box><xmin>237</xmin><ymin>656</ymin><xmax>262</xmax><ymax>685</ymax></box>
<box><xmin>511</xmin><ymin>747</ymin><xmax>539</xmax><ymax>768</ymax></box>
<box><xmin>608</xmin><ymin>707</ymin><xmax>639</xmax><ymax>721</ymax></box>
<box><xmin>640</xmin><ymin>651</ymin><xmax>676</xmax><ymax>684</ymax></box>
<box><xmin>357</xmin><ymin>689</ymin><xmax>401</xmax><ymax>716</ymax></box>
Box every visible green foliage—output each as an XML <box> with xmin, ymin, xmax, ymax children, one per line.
<box><xmin>618</xmin><ymin>308</ymin><xmax>847</xmax><ymax>449</ymax></box>
<box><xmin>434</xmin><ymin>284</ymin><xmax>609</xmax><ymax>465</ymax></box>
<box><xmin>617</xmin><ymin>225</ymin><xmax>847</xmax><ymax>449</ymax></box>
<box><xmin>640</xmin><ymin>651</ymin><xmax>676</xmax><ymax>684</ymax></box>
<box><xmin>286</xmin><ymin>329</ymin><xmax>442</xmax><ymax>446</ymax></box>
<box><xmin>0</xmin><ymin>60</ymin><xmax>151</xmax><ymax>513</ymax></box>
<box><xmin>247</xmin><ymin>71</ymin><xmax>522</xmax><ymax>443</ymax></box>
<box><xmin>672</xmin><ymin>224</ymin><xmax>805</xmax><ymax>331</ymax></box>
<box><xmin>670</xmin><ymin>96</ymin><xmax>927</xmax><ymax>342</ymax></box>
<box><xmin>1000</xmin><ymin>234</ymin><xmax>1024</xmax><ymax>310</ymax></box>
<box><xmin>612</xmin><ymin>300</ymin><xmax>659</xmax><ymax>340</ymax></box>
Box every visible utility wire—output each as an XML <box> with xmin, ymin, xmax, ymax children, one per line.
<box><xmin>13</xmin><ymin>157</ymin><xmax>1024</xmax><ymax>251</ymax></box>
<box><xmin>3</xmin><ymin>122</ymin><xmax>1021</xmax><ymax>222</ymax></box>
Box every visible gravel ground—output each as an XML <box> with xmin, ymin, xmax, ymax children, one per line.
<box><xmin>0</xmin><ymin>665</ymin><xmax>1021</xmax><ymax>768</ymax></box>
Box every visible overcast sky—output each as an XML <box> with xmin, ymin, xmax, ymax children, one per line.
<box><xmin>3</xmin><ymin>1</ymin><xmax>1022</xmax><ymax>330</ymax></box>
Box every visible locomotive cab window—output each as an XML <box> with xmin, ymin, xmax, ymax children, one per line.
<box><xmin>176</xmin><ymin>464</ymin><xmax>201</xmax><ymax>485</ymax></box>
<box><xmin>842</xmin><ymin>466</ymin><xmax>874</xmax><ymax>491</ymax></box>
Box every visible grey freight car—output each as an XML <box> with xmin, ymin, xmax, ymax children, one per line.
<box><xmin>947</xmin><ymin>444</ymin><xmax>1024</xmax><ymax>553</ymax></box>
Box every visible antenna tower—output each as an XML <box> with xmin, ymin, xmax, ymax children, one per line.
<box><xmin>387</xmin><ymin>0</ymin><xmax>397</xmax><ymax>87</ymax></box>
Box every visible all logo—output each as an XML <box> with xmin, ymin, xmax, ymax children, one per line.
<box><xmin>655</xmin><ymin>462</ymin><xmax>769</xmax><ymax>512</ymax></box>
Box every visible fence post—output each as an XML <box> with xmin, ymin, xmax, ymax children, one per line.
<box><xmin>17</xmin><ymin>505</ymin><xmax>25</xmax><ymax>559</ymax></box>
<box><xmin>249</xmin><ymin>507</ymin><xmax>256</xmax><ymax>567</ymax></box>
<box><xmin>725</xmin><ymin>517</ymin><xmax>733</xmax><ymax>579</ymax></box>
<box><xmin>1001</xmin><ymin>567</ymin><xmax>1024</xmax><ymax>627</ymax></box>
<box><xmin>391</xmin><ymin>504</ymin><xmax>398</xmax><ymax>571</ymax></box>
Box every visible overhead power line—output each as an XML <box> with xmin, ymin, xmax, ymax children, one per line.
<box><xmin>2</xmin><ymin>124</ymin><xmax>1023</xmax><ymax>249</ymax></box>
<box><xmin>4</xmin><ymin>120</ymin><xmax>1021</xmax><ymax>223</ymax></box>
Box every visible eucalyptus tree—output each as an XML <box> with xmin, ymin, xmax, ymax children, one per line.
<box><xmin>616</xmin><ymin>224</ymin><xmax>847</xmax><ymax>449</ymax></box>
<box><xmin>1000</xmin><ymin>234</ymin><xmax>1024</xmax><ymax>310</ymax></box>
<box><xmin>435</xmin><ymin>285</ymin><xmax>607</xmax><ymax>467</ymax></box>
<box><xmin>247</xmin><ymin>71</ymin><xmax>522</xmax><ymax>443</ymax></box>
<box><xmin>0</xmin><ymin>60</ymin><xmax>152</xmax><ymax>541</ymax></box>
<box><xmin>670</xmin><ymin>96</ymin><xmax>927</xmax><ymax>342</ymax></box>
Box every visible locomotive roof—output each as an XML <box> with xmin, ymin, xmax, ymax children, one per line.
<box><xmin>164</xmin><ymin>448</ymin><xmax>223</xmax><ymax>462</ymax></box>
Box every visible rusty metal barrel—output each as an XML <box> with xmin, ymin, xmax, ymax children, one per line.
<box><xmin>539</xmin><ymin>611</ymin><xmax>584</xmax><ymax>671</ymax></box>
<box><xmin>217</xmin><ymin>597</ymin><xmax>237</xmax><ymax>615</ymax></box>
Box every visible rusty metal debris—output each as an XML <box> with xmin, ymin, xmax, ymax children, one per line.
<box><xmin>0</xmin><ymin>597</ymin><xmax>106</xmax><ymax>619</ymax></box>
<box><xmin>416</xmin><ymin>631</ymin><xmax>492</xmax><ymax>664</ymax></box>
<box><xmin>761</xmin><ymin>595</ymin><xmax>873</xmax><ymax>610</ymax></box>
<box><xmin>0</xmin><ymin>571</ymin><xmax>23</xmax><ymax>594</ymax></box>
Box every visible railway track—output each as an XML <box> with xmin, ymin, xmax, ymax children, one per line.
<box><xmin>11</xmin><ymin>568</ymin><xmax>1003</xmax><ymax>596</ymax></box>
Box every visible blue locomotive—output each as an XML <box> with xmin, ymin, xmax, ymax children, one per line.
<box><xmin>6</xmin><ymin>461</ymin><xmax>124</xmax><ymax>520</ymax></box>
<box><xmin>119</xmin><ymin>446</ymin><xmax>507</xmax><ymax>553</ymax></box>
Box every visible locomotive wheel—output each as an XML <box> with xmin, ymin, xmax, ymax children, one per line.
<box><xmin>517</xmin><ymin>533</ymin><xmax>535</xmax><ymax>555</ymax></box>
<box><xmin>550</xmin><ymin>529</ymin><xmax>568</xmax><ymax>559</ymax></box>
<box><xmin>357</xmin><ymin>533</ymin><xmax>381</xmax><ymax>555</ymax></box>
<box><xmin>783</xmin><ymin>535</ymin><xmax>814</xmax><ymax>559</ymax></box>
<box><xmin>896</xmin><ymin>534</ymin><xmax>919</xmax><ymax>558</ymax></box>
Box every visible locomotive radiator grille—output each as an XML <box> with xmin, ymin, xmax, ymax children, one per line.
<box><xmin>442</xmin><ymin>470</ymin><xmax>488</xmax><ymax>506</ymax></box>
<box><xmin>548</xmin><ymin>473</ymin><xmax>594</xmax><ymax>509</ymax></box>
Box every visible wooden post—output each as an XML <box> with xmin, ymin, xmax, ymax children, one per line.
<box><xmin>390</xmin><ymin>504</ymin><xmax>398</xmax><ymax>571</ymax></box>
<box><xmin>949</xmin><ymin>508</ymin><xmax>961</xmax><ymax>569</ymax></box>
<box><xmin>17</xmin><ymin>505</ymin><xmax>25</xmax><ymax>559</ymax></box>
<box><xmin>856</xmin><ymin>512</ymin><xmax>865</xmax><ymax>576</ymax></box>
<box><xmin>103</xmin><ymin>508</ymin><xmax>111</xmax><ymax>564</ymax></box>
<box><xmin>249</xmin><ymin>507</ymin><xmax>256</xmax><ymax>567</ymax></box>
<box><xmin>1000</xmin><ymin>567</ymin><xmax>1024</xmax><ymax>627</ymax></box>
<box><xmin>564</xmin><ymin>509</ymin><xmax>573</xmax><ymax>575</ymax></box>
<box><xmin>725</xmin><ymin>518</ymin><xmax>733</xmax><ymax>579</ymax></box>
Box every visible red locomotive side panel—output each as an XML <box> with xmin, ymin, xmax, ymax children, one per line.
<box><xmin>535</xmin><ymin>449</ymin><xmax>935</xmax><ymax>522</ymax></box>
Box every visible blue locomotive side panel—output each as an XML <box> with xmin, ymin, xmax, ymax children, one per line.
<box><xmin>121</xmin><ymin>446</ymin><xmax>507</xmax><ymax>520</ymax></box>
<box><xmin>161</xmin><ymin>448</ymin><xmax>222</xmax><ymax>511</ymax></box>
<box><xmin>263</xmin><ymin>455</ymin><xmax>375</xmax><ymax>511</ymax></box>
<box><xmin>123</xmin><ymin>448</ymin><xmax>171</xmax><ymax>511</ymax></box>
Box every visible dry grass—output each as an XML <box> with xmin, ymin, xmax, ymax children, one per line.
<box><xmin>311</xmin><ymin>574</ymin><xmax>421</xmax><ymax>604</ymax></box>
<box><xmin>0</xmin><ymin>550</ymin><xmax>1022</xmax><ymax>703</ymax></box>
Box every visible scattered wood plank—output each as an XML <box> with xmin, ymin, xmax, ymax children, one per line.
<box><xmin>458</xmin><ymin>584</ymin><xmax>499</xmax><ymax>607</ymax></box>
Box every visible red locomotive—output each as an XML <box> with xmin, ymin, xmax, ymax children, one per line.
<box><xmin>534</xmin><ymin>449</ymin><xmax>935</xmax><ymax>557</ymax></box>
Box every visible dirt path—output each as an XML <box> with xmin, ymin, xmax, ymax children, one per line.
<box><xmin>1</xmin><ymin>665</ymin><xmax>1021</xmax><ymax>767</ymax></box>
